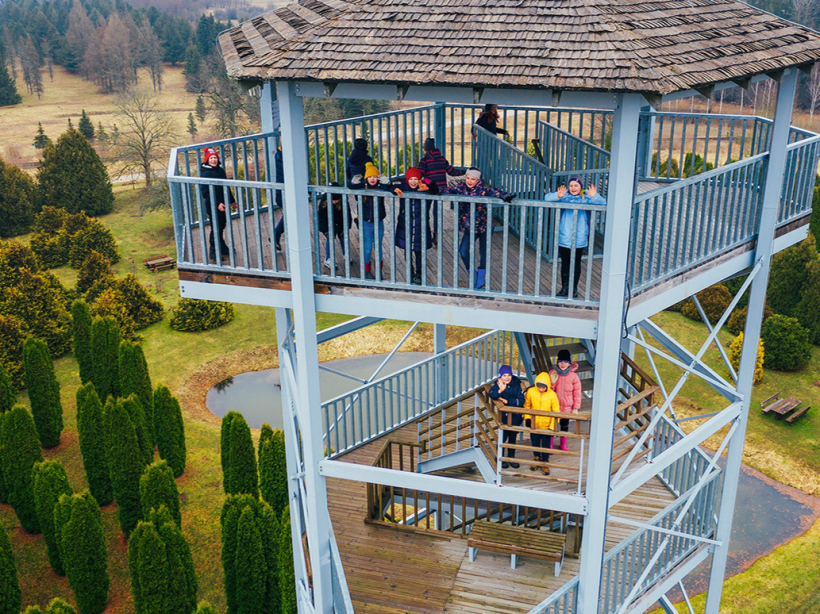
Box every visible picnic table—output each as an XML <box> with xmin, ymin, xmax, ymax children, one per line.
<box><xmin>761</xmin><ymin>392</ymin><xmax>809</xmax><ymax>423</ymax></box>
<box><xmin>143</xmin><ymin>255</ymin><xmax>177</xmax><ymax>272</ymax></box>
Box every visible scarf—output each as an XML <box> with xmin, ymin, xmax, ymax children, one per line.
<box><xmin>555</xmin><ymin>364</ymin><xmax>572</xmax><ymax>376</ymax></box>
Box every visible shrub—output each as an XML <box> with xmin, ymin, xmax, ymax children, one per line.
<box><xmin>140</xmin><ymin>460</ymin><xmax>181</xmax><ymax>528</ymax></box>
<box><xmin>726</xmin><ymin>304</ymin><xmax>774</xmax><ymax>336</ymax></box>
<box><xmin>279</xmin><ymin>507</ymin><xmax>296</xmax><ymax>614</ymax></box>
<box><xmin>153</xmin><ymin>508</ymin><xmax>197</xmax><ymax>614</ymax></box>
<box><xmin>195</xmin><ymin>603</ymin><xmax>219</xmax><ymax>614</ymax></box>
<box><xmin>30</xmin><ymin>232</ymin><xmax>68</xmax><ymax>270</ymax></box>
<box><xmin>235</xmin><ymin>506</ymin><xmax>267</xmax><ymax>614</ymax></box>
<box><xmin>37</xmin><ymin>127</ymin><xmax>114</xmax><ymax>216</ymax></box>
<box><xmin>104</xmin><ymin>398</ymin><xmax>144</xmax><ymax>534</ymax></box>
<box><xmin>0</xmin><ymin>159</ymin><xmax>36</xmax><ymax>238</ymax></box>
<box><xmin>56</xmin><ymin>491</ymin><xmax>109</xmax><ymax>614</ymax></box>
<box><xmin>69</xmin><ymin>218</ymin><xmax>120</xmax><ymax>268</ymax></box>
<box><xmin>0</xmin><ymin>405</ymin><xmax>44</xmax><ymax>533</ymax></box>
<box><xmin>170</xmin><ymin>298</ymin><xmax>235</xmax><ymax>332</ymax></box>
<box><xmin>761</xmin><ymin>315</ymin><xmax>812</xmax><ymax>371</ymax></box>
<box><xmin>796</xmin><ymin>257</ymin><xmax>820</xmax><ymax>345</ymax></box>
<box><xmin>767</xmin><ymin>236</ymin><xmax>817</xmax><ymax>317</ymax></box>
<box><xmin>115</xmin><ymin>275</ymin><xmax>164</xmax><ymax>329</ymax></box>
<box><xmin>91</xmin><ymin>316</ymin><xmax>121</xmax><ymax>402</ymax></box>
<box><xmin>220</xmin><ymin>494</ymin><xmax>255</xmax><ymax>614</ymax></box>
<box><xmin>728</xmin><ymin>333</ymin><xmax>764</xmax><ymax>384</ymax></box>
<box><xmin>76</xmin><ymin>252</ymin><xmax>114</xmax><ymax>296</ymax></box>
<box><xmin>648</xmin><ymin>153</ymin><xmax>679</xmax><ymax>178</ymax></box>
<box><xmin>23</xmin><ymin>337</ymin><xmax>63</xmax><ymax>448</ymax></box>
<box><xmin>0</xmin><ymin>362</ymin><xmax>14</xmax><ymax>414</ymax></box>
<box><xmin>681</xmin><ymin>152</ymin><xmax>714</xmax><ymax>178</ymax></box>
<box><xmin>122</xmin><ymin>394</ymin><xmax>154</xmax><ymax>466</ymax></box>
<box><xmin>153</xmin><ymin>384</ymin><xmax>186</xmax><ymax>477</ymax></box>
<box><xmin>33</xmin><ymin>461</ymin><xmax>73</xmax><ymax>575</ymax></box>
<box><xmin>810</xmin><ymin>174</ymin><xmax>820</xmax><ymax>245</ymax></box>
<box><xmin>44</xmin><ymin>599</ymin><xmax>76</xmax><ymax>614</ymax></box>
<box><xmin>0</xmin><ymin>315</ymin><xmax>24</xmax><ymax>388</ymax></box>
<box><xmin>222</xmin><ymin>412</ymin><xmax>258</xmax><ymax>497</ymax></box>
<box><xmin>71</xmin><ymin>299</ymin><xmax>93</xmax><ymax>385</ymax></box>
<box><xmin>0</xmin><ymin>522</ymin><xmax>21</xmax><ymax>614</ymax></box>
<box><xmin>679</xmin><ymin>284</ymin><xmax>733</xmax><ymax>326</ymax></box>
<box><xmin>0</xmin><ymin>239</ymin><xmax>39</xmax><ymax>289</ymax></box>
<box><xmin>259</xmin><ymin>427</ymin><xmax>288</xmax><ymax>515</ymax></box>
<box><xmin>76</xmin><ymin>383</ymin><xmax>113</xmax><ymax>505</ymax></box>
<box><xmin>120</xmin><ymin>342</ymin><xmax>154</xmax><ymax>445</ymax></box>
<box><xmin>91</xmin><ymin>287</ymin><xmax>137</xmax><ymax>341</ymax></box>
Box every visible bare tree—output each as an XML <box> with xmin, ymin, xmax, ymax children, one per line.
<box><xmin>136</xmin><ymin>21</ymin><xmax>164</xmax><ymax>92</ymax></box>
<box><xmin>792</xmin><ymin>0</ymin><xmax>817</xmax><ymax>28</ymax></box>
<box><xmin>21</xmin><ymin>36</ymin><xmax>43</xmax><ymax>100</ymax></box>
<box><xmin>67</xmin><ymin>0</ymin><xmax>94</xmax><ymax>64</ymax></box>
<box><xmin>207</xmin><ymin>62</ymin><xmax>254</xmax><ymax>138</ymax></box>
<box><xmin>807</xmin><ymin>64</ymin><xmax>820</xmax><ymax>127</ymax></box>
<box><xmin>112</xmin><ymin>89</ymin><xmax>178</xmax><ymax>188</ymax></box>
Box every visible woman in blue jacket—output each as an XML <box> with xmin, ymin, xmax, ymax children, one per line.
<box><xmin>544</xmin><ymin>176</ymin><xmax>606</xmax><ymax>298</ymax></box>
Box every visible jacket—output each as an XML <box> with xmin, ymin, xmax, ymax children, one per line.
<box><xmin>523</xmin><ymin>372</ymin><xmax>560</xmax><ymax>431</ymax></box>
<box><xmin>346</xmin><ymin>149</ymin><xmax>374</xmax><ymax>182</ymax></box>
<box><xmin>274</xmin><ymin>148</ymin><xmax>284</xmax><ymax>207</ymax></box>
<box><xmin>549</xmin><ymin>363</ymin><xmax>582</xmax><ymax>414</ymax></box>
<box><xmin>543</xmin><ymin>190</ymin><xmax>606</xmax><ymax>249</ymax></box>
<box><xmin>199</xmin><ymin>162</ymin><xmax>234</xmax><ymax>216</ymax></box>
<box><xmin>488</xmin><ymin>375</ymin><xmax>525</xmax><ymax>427</ymax></box>
<box><xmin>444</xmin><ymin>180</ymin><xmax>509</xmax><ymax>233</ymax></box>
<box><xmin>317</xmin><ymin>196</ymin><xmax>351</xmax><ymax>237</ymax></box>
<box><xmin>418</xmin><ymin>149</ymin><xmax>455</xmax><ymax>190</ymax></box>
<box><xmin>347</xmin><ymin>175</ymin><xmax>391</xmax><ymax>222</ymax></box>
<box><xmin>394</xmin><ymin>178</ymin><xmax>439</xmax><ymax>251</ymax></box>
<box><xmin>474</xmin><ymin>112</ymin><xmax>507</xmax><ymax>136</ymax></box>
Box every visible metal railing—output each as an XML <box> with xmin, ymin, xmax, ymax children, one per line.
<box><xmin>329</xmin><ymin>526</ymin><xmax>355</xmax><ymax>614</ymax></box>
<box><xmin>536</xmin><ymin>120</ymin><xmax>611</xmax><ymax>174</ymax></box>
<box><xmin>780</xmin><ymin>134</ymin><xmax>820</xmax><ymax>224</ymax></box>
<box><xmin>322</xmin><ymin>330</ymin><xmax>521</xmax><ymax>457</ymax></box>
<box><xmin>652</xmin><ymin>415</ymin><xmax>715</xmax><ymax>498</ymax></box>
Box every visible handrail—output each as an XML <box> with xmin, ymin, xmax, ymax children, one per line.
<box><xmin>329</xmin><ymin>525</ymin><xmax>355</xmax><ymax>614</ymax></box>
<box><xmin>780</xmin><ymin>133</ymin><xmax>820</xmax><ymax>224</ymax></box>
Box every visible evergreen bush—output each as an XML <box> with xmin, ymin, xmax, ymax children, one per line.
<box><xmin>235</xmin><ymin>506</ymin><xmax>267</xmax><ymax>614</ymax></box>
<box><xmin>71</xmin><ymin>300</ymin><xmax>93</xmax><ymax>385</ymax></box>
<box><xmin>120</xmin><ymin>342</ymin><xmax>154</xmax><ymax>444</ymax></box>
<box><xmin>679</xmin><ymin>284</ymin><xmax>732</xmax><ymax>326</ymax></box>
<box><xmin>728</xmin><ymin>333</ymin><xmax>764</xmax><ymax>384</ymax></box>
<box><xmin>57</xmin><ymin>492</ymin><xmax>109</xmax><ymax>614</ymax></box>
<box><xmin>0</xmin><ymin>159</ymin><xmax>36</xmax><ymax>238</ymax></box>
<box><xmin>0</xmin><ymin>523</ymin><xmax>21</xmax><ymax>614</ymax></box>
<box><xmin>69</xmin><ymin>218</ymin><xmax>120</xmax><ymax>268</ymax></box>
<box><xmin>23</xmin><ymin>338</ymin><xmax>63</xmax><ymax>448</ymax></box>
<box><xmin>91</xmin><ymin>287</ymin><xmax>137</xmax><ymax>341</ymax></box>
<box><xmin>122</xmin><ymin>394</ymin><xmax>154</xmax><ymax>466</ymax></box>
<box><xmin>761</xmin><ymin>315</ymin><xmax>812</xmax><ymax>371</ymax></box>
<box><xmin>91</xmin><ymin>316</ymin><xmax>121</xmax><ymax>402</ymax></box>
<box><xmin>726</xmin><ymin>304</ymin><xmax>774</xmax><ymax>336</ymax></box>
<box><xmin>279</xmin><ymin>507</ymin><xmax>297</xmax><ymax>614</ymax></box>
<box><xmin>221</xmin><ymin>494</ymin><xmax>256</xmax><ymax>614</ymax></box>
<box><xmin>76</xmin><ymin>251</ymin><xmax>114</xmax><ymax>296</ymax></box>
<box><xmin>44</xmin><ymin>599</ymin><xmax>76</xmax><ymax>614</ymax></box>
<box><xmin>140</xmin><ymin>460</ymin><xmax>181</xmax><ymax>528</ymax></box>
<box><xmin>681</xmin><ymin>152</ymin><xmax>714</xmax><ymax>178</ymax></box>
<box><xmin>767</xmin><ymin>236</ymin><xmax>817</xmax><ymax>317</ymax></box>
<box><xmin>222</xmin><ymin>412</ymin><xmax>258</xmax><ymax>497</ymax></box>
<box><xmin>0</xmin><ymin>405</ymin><xmax>44</xmax><ymax>532</ymax></box>
<box><xmin>648</xmin><ymin>153</ymin><xmax>679</xmax><ymax>178</ymax></box>
<box><xmin>169</xmin><ymin>298</ymin><xmax>235</xmax><ymax>332</ymax></box>
<box><xmin>152</xmin><ymin>507</ymin><xmax>198</xmax><ymax>614</ymax></box>
<box><xmin>37</xmin><ymin>128</ymin><xmax>114</xmax><ymax>216</ymax></box>
<box><xmin>0</xmin><ymin>413</ymin><xmax>5</xmax><ymax>506</ymax></box>
<box><xmin>104</xmin><ymin>398</ymin><xmax>144</xmax><ymax>534</ymax></box>
<box><xmin>0</xmin><ymin>239</ymin><xmax>40</xmax><ymax>288</ymax></box>
<box><xmin>259</xmin><ymin>426</ymin><xmax>288</xmax><ymax>514</ymax></box>
<box><xmin>32</xmin><ymin>460</ymin><xmax>73</xmax><ymax>575</ymax></box>
<box><xmin>115</xmin><ymin>275</ymin><xmax>164</xmax><ymax>329</ymax></box>
<box><xmin>76</xmin><ymin>383</ymin><xmax>113</xmax><ymax>505</ymax></box>
<box><xmin>195</xmin><ymin>603</ymin><xmax>219</xmax><ymax>614</ymax></box>
<box><xmin>0</xmin><ymin>363</ymin><xmax>13</xmax><ymax>414</ymax></box>
<box><xmin>796</xmin><ymin>258</ymin><xmax>820</xmax><ymax>345</ymax></box>
<box><xmin>153</xmin><ymin>384</ymin><xmax>187</xmax><ymax>477</ymax></box>
<box><xmin>0</xmin><ymin>315</ymin><xmax>24</xmax><ymax>389</ymax></box>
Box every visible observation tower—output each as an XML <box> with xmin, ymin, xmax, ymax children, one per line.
<box><xmin>167</xmin><ymin>1</ymin><xmax>820</xmax><ymax>612</ymax></box>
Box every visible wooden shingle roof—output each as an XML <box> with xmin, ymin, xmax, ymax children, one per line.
<box><xmin>219</xmin><ymin>0</ymin><xmax>820</xmax><ymax>95</ymax></box>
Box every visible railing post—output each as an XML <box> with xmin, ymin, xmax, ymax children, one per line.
<box><xmin>704</xmin><ymin>69</ymin><xmax>798</xmax><ymax>614</ymax></box>
<box><xmin>434</xmin><ymin>324</ymin><xmax>447</xmax><ymax>404</ymax></box>
<box><xmin>635</xmin><ymin>108</ymin><xmax>655</xmax><ymax>179</ymax></box>
<box><xmin>434</xmin><ymin>102</ymin><xmax>446</xmax><ymax>157</ymax></box>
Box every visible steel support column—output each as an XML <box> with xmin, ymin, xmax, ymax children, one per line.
<box><xmin>278</xmin><ymin>80</ymin><xmax>333</xmax><ymax>614</ymax></box>
<box><xmin>576</xmin><ymin>93</ymin><xmax>643</xmax><ymax>613</ymax></box>
<box><xmin>704</xmin><ymin>69</ymin><xmax>799</xmax><ymax>614</ymax></box>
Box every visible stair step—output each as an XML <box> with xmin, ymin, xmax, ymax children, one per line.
<box><xmin>575</xmin><ymin>360</ymin><xmax>593</xmax><ymax>374</ymax></box>
<box><xmin>548</xmin><ymin>342</ymin><xmax>589</xmax><ymax>357</ymax></box>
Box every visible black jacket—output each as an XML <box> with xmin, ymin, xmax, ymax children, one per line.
<box><xmin>347</xmin><ymin>176</ymin><xmax>391</xmax><ymax>222</ymax></box>
<box><xmin>394</xmin><ymin>179</ymin><xmax>439</xmax><ymax>252</ymax></box>
<box><xmin>488</xmin><ymin>375</ymin><xmax>525</xmax><ymax>426</ymax></box>
<box><xmin>199</xmin><ymin>162</ymin><xmax>234</xmax><ymax>216</ymax></box>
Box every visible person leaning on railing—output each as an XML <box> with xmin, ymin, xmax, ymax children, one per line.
<box><xmin>393</xmin><ymin>168</ymin><xmax>439</xmax><ymax>285</ymax></box>
<box><xmin>544</xmin><ymin>176</ymin><xmax>606</xmax><ymax>298</ymax></box>
<box><xmin>472</xmin><ymin>104</ymin><xmax>509</xmax><ymax>139</ymax></box>
<box><xmin>348</xmin><ymin>163</ymin><xmax>391</xmax><ymax>279</ymax></box>
<box><xmin>418</xmin><ymin>138</ymin><xmax>455</xmax><ymax>191</ymax></box>
<box><xmin>316</xmin><ymin>183</ymin><xmax>351</xmax><ymax>271</ymax></box>
<box><xmin>488</xmin><ymin>364</ymin><xmax>525</xmax><ymax>469</ymax></box>
<box><xmin>523</xmin><ymin>372</ymin><xmax>560</xmax><ymax>476</ymax></box>
<box><xmin>200</xmin><ymin>147</ymin><xmax>237</xmax><ymax>262</ymax></box>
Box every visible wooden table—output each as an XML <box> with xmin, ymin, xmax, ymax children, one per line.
<box><xmin>762</xmin><ymin>396</ymin><xmax>801</xmax><ymax>419</ymax></box>
<box><xmin>143</xmin><ymin>256</ymin><xmax>177</xmax><ymax>272</ymax></box>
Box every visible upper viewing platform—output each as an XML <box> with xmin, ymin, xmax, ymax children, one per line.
<box><xmin>168</xmin><ymin>102</ymin><xmax>818</xmax><ymax>329</ymax></box>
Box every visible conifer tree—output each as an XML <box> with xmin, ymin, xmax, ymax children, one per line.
<box><xmin>0</xmin><ymin>413</ymin><xmax>6</xmax><ymax>505</ymax></box>
<box><xmin>221</xmin><ymin>411</ymin><xmax>241</xmax><ymax>488</ymax></box>
<box><xmin>0</xmin><ymin>158</ymin><xmax>37</xmax><ymax>238</ymax></box>
<box><xmin>235</xmin><ymin>506</ymin><xmax>267</xmax><ymax>614</ymax></box>
<box><xmin>796</xmin><ymin>257</ymin><xmax>820</xmax><ymax>344</ymax></box>
<box><xmin>140</xmin><ymin>460</ymin><xmax>181</xmax><ymax>527</ymax></box>
<box><xmin>37</xmin><ymin>128</ymin><xmax>114</xmax><ymax>215</ymax></box>
<box><xmin>32</xmin><ymin>460</ymin><xmax>73</xmax><ymax>575</ymax></box>
<box><xmin>45</xmin><ymin>598</ymin><xmax>76</xmax><ymax>614</ymax></box>
<box><xmin>57</xmin><ymin>492</ymin><xmax>109</xmax><ymax>614</ymax></box>
<box><xmin>222</xmin><ymin>412</ymin><xmax>258</xmax><ymax>497</ymax></box>
<box><xmin>23</xmin><ymin>337</ymin><xmax>63</xmax><ymax>448</ymax></box>
<box><xmin>258</xmin><ymin>426</ymin><xmax>287</xmax><ymax>512</ymax></box>
<box><xmin>767</xmin><ymin>235</ymin><xmax>817</xmax><ymax>317</ymax></box>
<box><xmin>0</xmin><ymin>363</ymin><xmax>14</xmax><ymax>414</ymax></box>
<box><xmin>119</xmin><ymin>342</ymin><xmax>154</xmax><ymax>445</ymax></box>
<box><xmin>122</xmin><ymin>395</ymin><xmax>153</xmax><ymax>466</ymax></box>
<box><xmin>152</xmin><ymin>507</ymin><xmax>197</xmax><ymax>614</ymax></box>
<box><xmin>76</xmin><ymin>252</ymin><xmax>114</xmax><ymax>297</ymax></box>
<box><xmin>221</xmin><ymin>494</ymin><xmax>255</xmax><ymax>614</ymax></box>
<box><xmin>259</xmin><ymin>501</ymin><xmax>280</xmax><ymax>614</ymax></box>
<box><xmin>104</xmin><ymin>398</ymin><xmax>143</xmax><ymax>534</ymax></box>
<box><xmin>195</xmin><ymin>96</ymin><xmax>206</xmax><ymax>123</ymax></box>
<box><xmin>0</xmin><ymin>405</ymin><xmax>43</xmax><ymax>532</ymax></box>
<box><xmin>279</xmin><ymin>507</ymin><xmax>297</xmax><ymax>614</ymax></box>
<box><xmin>71</xmin><ymin>299</ymin><xmax>93</xmax><ymax>385</ymax></box>
<box><xmin>0</xmin><ymin>522</ymin><xmax>22</xmax><ymax>614</ymax></box>
<box><xmin>0</xmin><ymin>61</ymin><xmax>21</xmax><ymax>107</ymax></box>
<box><xmin>33</xmin><ymin>123</ymin><xmax>51</xmax><ymax>149</ymax></box>
<box><xmin>78</xmin><ymin>110</ymin><xmax>95</xmax><ymax>140</ymax></box>
<box><xmin>153</xmin><ymin>384</ymin><xmax>186</xmax><ymax>477</ymax></box>
<box><xmin>91</xmin><ymin>316</ymin><xmax>121</xmax><ymax>402</ymax></box>
<box><xmin>76</xmin><ymin>383</ymin><xmax>113</xmax><ymax>504</ymax></box>
<box><xmin>195</xmin><ymin>603</ymin><xmax>219</xmax><ymax>614</ymax></box>
<box><xmin>187</xmin><ymin>113</ymin><xmax>198</xmax><ymax>139</ymax></box>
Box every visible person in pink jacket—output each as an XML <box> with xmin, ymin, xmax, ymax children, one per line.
<box><xmin>549</xmin><ymin>349</ymin><xmax>582</xmax><ymax>451</ymax></box>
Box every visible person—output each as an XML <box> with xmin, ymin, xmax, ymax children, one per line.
<box><xmin>549</xmin><ymin>349</ymin><xmax>582</xmax><ymax>452</ymax></box>
<box><xmin>473</xmin><ymin>104</ymin><xmax>509</xmax><ymax>137</ymax></box>
<box><xmin>418</xmin><ymin>138</ymin><xmax>455</xmax><ymax>191</ymax></box>
<box><xmin>544</xmin><ymin>176</ymin><xmax>606</xmax><ymax>298</ymax></box>
<box><xmin>393</xmin><ymin>167</ymin><xmax>439</xmax><ymax>285</ymax></box>
<box><xmin>523</xmin><ymin>372</ymin><xmax>559</xmax><ymax>476</ymax></box>
<box><xmin>488</xmin><ymin>365</ymin><xmax>525</xmax><ymax>469</ymax></box>
<box><xmin>273</xmin><ymin>145</ymin><xmax>285</xmax><ymax>251</ymax></box>
<box><xmin>346</xmin><ymin>138</ymin><xmax>374</xmax><ymax>182</ymax></box>
<box><xmin>443</xmin><ymin>167</ymin><xmax>513</xmax><ymax>290</ymax></box>
<box><xmin>316</xmin><ymin>183</ymin><xmax>351</xmax><ymax>270</ymax></box>
<box><xmin>199</xmin><ymin>147</ymin><xmax>236</xmax><ymax>262</ymax></box>
<box><xmin>348</xmin><ymin>162</ymin><xmax>391</xmax><ymax>279</ymax></box>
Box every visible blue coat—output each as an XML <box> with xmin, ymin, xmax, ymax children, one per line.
<box><xmin>394</xmin><ymin>179</ymin><xmax>439</xmax><ymax>252</ymax></box>
<box><xmin>543</xmin><ymin>191</ymin><xmax>606</xmax><ymax>249</ymax></box>
<box><xmin>488</xmin><ymin>375</ymin><xmax>525</xmax><ymax>426</ymax></box>
<box><xmin>345</xmin><ymin>149</ymin><xmax>374</xmax><ymax>182</ymax></box>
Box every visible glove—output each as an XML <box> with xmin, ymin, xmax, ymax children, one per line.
<box><xmin>379</xmin><ymin>175</ymin><xmax>390</xmax><ymax>185</ymax></box>
<box><xmin>503</xmin><ymin>194</ymin><xmax>515</xmax><ymax>203</ymax></box>
<box><xmin>351</xmin><ymin>174</ymin><xmax>362</xmax><ymax>184</ymax></box>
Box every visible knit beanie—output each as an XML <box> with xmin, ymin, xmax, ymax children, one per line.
<box><xmin>424</xmin><ymin>137</ymin><xmax>436</xmax><ymax>152</ymax></box>
<box><xmin>364</xmin><ymin>162</ymin><xmax>379</xmax><ymax>179</ymax></box>
<box><xmin>203</xmin><ymin>147</ymin><xmax>219</xmax><ymax>163</ymax></box>
<box><xmin>568</xmin><ymin>176</ymin><xmax>584</xmax><ymax>189</ymax></box>
<box><xmin>498</xmin><ymin>365</ymin><xmax>513</xmax><ymax>377</ymax></box>
<box><xmin>405</xmin><ymin>168</ymin><xmax>422</xmax><ymax>180</ymax></box>
<box><xmin>354</xmin><ymin>138</ymin><xmax>368</xmax><ymax>151</ymax></box>
<box><xmin>466</xmin><ymin>168</ymin><xmax>481</xmax><ymax>180</ymax></box>
<box><xmin>557</xmin><ymin>349</ymin><xmax>572</xmax><ymax>362</ymax></box>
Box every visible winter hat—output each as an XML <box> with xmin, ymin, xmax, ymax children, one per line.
<box><xmin>424</xmin><ymin>137</ymin><xmax>436</xmax><ymax>152</ymax></box>
<box><xmin>557</xmin><ymin>349</ymin><xmax>572</xmax><ymax>362</ymax></box>
<box><xmin>568</xmin><ymin>176</ymin><xmax>584</xmax><ymax>189</ymax></box>
<box><xmin>405</xmin><ymin>167</ymin><xmax>422</xmax><ymax>180</ymax></box>
<box><xmin>466</xmin><ymin>168</ymin><xmax>482</xmax><ymax>180</ymax></box>
<box><xmin>498</xmin><ymin>365</ymin><xmax>513</xmax><ymax>377</ymax></box>
<box><xmin>203</xmin><ymin>147</ymin><xmax>219</xmax><ymax>163</ymax></box>
<box><xmin>364</xmin><ymin>162</ymin><xmax>379</xmax><ymax>179</ymax></box>
<box><xmin>354</xmin><ymin>138</ymin><xmax>368</xmax><ymax>151</ymax></box>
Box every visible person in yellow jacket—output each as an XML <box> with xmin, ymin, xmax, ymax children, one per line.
<box><xmin>523</xmin><ymin>372</ymin><xmax>560</xmax><ymax>475</ymax></box>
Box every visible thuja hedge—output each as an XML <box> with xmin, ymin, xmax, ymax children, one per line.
<box><xmin>91</xmin><ymin>316</ymin><xmax>121</xmax><ymax>402</ymax></box>
<box><xmin>169</xmin><ymin>297</ymin><xmax>235</xmax><ymax>332</ymax></box>
<box><xmin>120</xmin><ymin>342</ymin><xmax>154</xmax><ymax>446</ymax></box>
<box><xmin>140</xmin><ymin>460</ymin><xmax>182</xmax><ymax>528</ymax></box>
<box><xmin>153</xmin><ymin>384</ymin><xmax>186</xmax><ymax>477</ymax></box>
<box><xmin>76</xmin><ymin>383</ymin><xmax>112</xmax><ymax>505</ymax></box>
<box><xmin>33</xmin><ymin>460</ymin><xmax>73</xmax><ymax>575</ymax></box>
<box><xmin>259</xmin><ymin>425</ymin><xmax>288</xmax><ymax>515</ymax></box>
<box><xmin>221</xmin><ymin>412</ymin><xmax>258</xmax><ymax>498</ymax></box>
<box><xmin>122</xmin><ymin>394</ymin><xmax>154</xmax><ymax>467</ymax></box>
<box><xmin>104</xmin><ymin>398</ymin><xmax>145</xmax><ymax>535</ymax></box>
<box><xmin>23</xmin><ymin>337</ymin><xmax>63</xmax><ymax>448</ymax></box>
<box><xmin>0</xmin><ymin>405</ymin><xmax>43</xmax><ymax>533</ymax></box>
<box><xmin>0</xmin><ymin>522</ymin><xmax>21</xmax><ymax>614</ymax></box>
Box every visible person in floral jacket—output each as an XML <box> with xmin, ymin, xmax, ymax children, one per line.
<box><xmin>443</xmin><ymin>167</ymin><xmax>513</xmax><ymax>289</ymax></box>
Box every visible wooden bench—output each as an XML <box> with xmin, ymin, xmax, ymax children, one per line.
<box><xmin>761</xmin><ymin>392</ymin><xmax>801</xmax><ymax>419</ymax></box>
<box><xmin>467</xmin><ymin>520</ymin><xmax>565</xmax><ymax>576</ymax></box>
<box><xmin>143</xmin><ymin>256</ymin><xmax>177</xmax><ymax>272</ymax></box>
<box><xmin>786</xmin><ymin>406</ymin><xmax>811</xmax><ymax>425</ymax></box>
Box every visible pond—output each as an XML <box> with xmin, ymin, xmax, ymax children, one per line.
<box><xmin>206</xmin><ymin>352</ymin><xmax>432</xmax><ymax>430</ymax></box>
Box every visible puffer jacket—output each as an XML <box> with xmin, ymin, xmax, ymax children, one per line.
<box><xmin>488</xmin><ymin>374</ymin><xmax>526</xmax><ymax>427</ymax></box>
<box><xmin>549</xmin><ymin>363</ymin><xmax>582</xmax><ymax>414</ymax></box>
<box><xmin>345</xmin><ymin>149</ymin><xmax>374</xmax><ymax>182</ymax></box>
<box><xmin>347</xmin><ymin>175</ymin><xmax>391</xmax><ymax>222</ymax></box>
<box><xmin>543</xmin><ymin>190</ymin><xmax>606</xmax><ymax>249</ymax></box>
<box><xmin>443</xmin><ymin>180</ymin><xmax>509</xmax><ymax>234</ymax></box>
<box><xmin>523</xmin><ymin>372</ymin><xmax>560</xmax><ymax>431</ymax></box>
<box><xmin>394</xmin><ymin>178</ymin><xmax>439</xmax><ymax>251</ymax></box>
<box><xmin>418</xmin><ymin>148</ymin><xmax>455</xmax><ymax>190</ymax></box>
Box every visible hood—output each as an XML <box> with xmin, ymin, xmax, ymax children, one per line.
<box><xmin>348</xmin><ymin>149</ymin><xmax>371</xmax><ymax>165</ymax></box>
<box><xmin>534</xmin><ymin>372</ymin><xmax>551</xmax><ymax>392</ymax></box>
<box><xmin>426</xmin><ymin>148</ymin><xmax>444</xmax><ymax>159</ymax></box>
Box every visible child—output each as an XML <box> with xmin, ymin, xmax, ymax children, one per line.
<box><xmin>443</xmin><ymin>167</ymin><xmax>513</xmax><ymax>289</ymax></box>
<box><xmin>199</xmin><ymin>147</ymin><xmax>237</xmax><ymax>262</ymax></box>
<box><xmin>418</xmin><ymin>138</ymin><xmax>455</xmax><ymax>191</ymax></box>
<box><xmin>348</xmin><ymin>162</ymin><xmax>391</xmax><ymax>279</ymax></box>
<box><xmin>523</xmin><ymin>372</ymin><xmax>560</xmax><ymax>475</ymax></box>
<box><xmin>473</xmin><ymin>104</ymin><xmax>509</xmax><ymax>138</ymax></box>
<box><xmin>393</xmin><ymin>168</ymin><xmax>439</xmax><ymax>285</ymax></box>
<box><xmin>346</xmin><ymin>138</ymin><xmax>373</xmax><ymax>182</ymax></box>
<box><xmin>488</xmin><ymin>365</ymin><xmax>526</xmax><ymax>469</ymax></box>
<box><xmin>316</xmin><ymin>183</ymin><xmax>350</xmax><ymax>270</ymax></box>
<box><xmin>549</xmin><ymin>349</ymin><xmax>582</xmax><ymax>452</ymax></box>
<box><xmin>544</xmin><ymin>176</ymin><xmax>606</xmax><ymax>298</ymax></box>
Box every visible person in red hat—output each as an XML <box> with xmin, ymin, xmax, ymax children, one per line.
<box><xmin>200</xmin><ymin>147</ymin><xmax>237</xmax><ymax>262</ymax></box>
<box><xmin>393</xmin><ymin>167</ymin><xmax>439</xmax><ymax>284</ymax></box>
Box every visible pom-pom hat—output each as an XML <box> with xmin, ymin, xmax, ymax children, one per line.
<box><xmin>203</xmin><ymin>147</ymin><xmax>219</xmax><ymax>163</ymax></box>
<box><xmin>405</xmin><ymin>168</ymin><xmax>422</xmax><ymax>180</ymax></box>
<box><xmin>364</xmin><ymin>163</ymin><xmax>379</xmax><ymax>179</ymax></box>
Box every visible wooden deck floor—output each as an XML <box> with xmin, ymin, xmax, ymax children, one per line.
<box><xmin>329</xmin><ymin>419</ymin><xmax>676</xmax><ymax>614</ymax></box>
